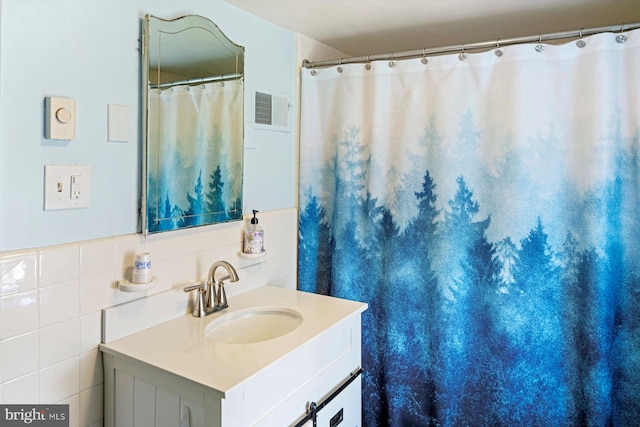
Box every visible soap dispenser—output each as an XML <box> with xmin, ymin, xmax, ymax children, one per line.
<box><xmin>244</xmin><ymin>210</ymin><xmax>264</xmax><ymax>254</ymax></box>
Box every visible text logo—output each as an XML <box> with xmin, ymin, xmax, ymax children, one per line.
<box><xmin>0</xmin><ymin>405</ymin><xmax>68</xmax><ymax>426</ymax></box>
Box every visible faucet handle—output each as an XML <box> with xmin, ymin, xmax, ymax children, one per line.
<box><xmin>184</xmin><ymin>282</ymin><xmax>206</xmax><ymax>317</ymax></box>
<box><xmin>183</xmin><ymin>282</ymin><xmax>205</xmax><ymax>293</ymax></box>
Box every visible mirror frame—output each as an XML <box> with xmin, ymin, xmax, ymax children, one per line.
<box><xmin>141</xmin><ymin>14</ymin><xmax>245</xmax><ymax>234</ymax></box>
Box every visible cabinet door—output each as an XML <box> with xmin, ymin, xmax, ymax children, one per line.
<box><xmin>113</xmin><ymin>370</ymin><xmax>206</xmax><ymax>427</ymax></box>
<box><xmin>315</xmin><ymin>376</ymin><xmax>361</xmax><ymax>427</ymax></box>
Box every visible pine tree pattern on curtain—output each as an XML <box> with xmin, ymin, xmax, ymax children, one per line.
<box><xmin>298</xmin><ymin>30</ymin><xmax>640</xmax><ymax>426</ymax></box>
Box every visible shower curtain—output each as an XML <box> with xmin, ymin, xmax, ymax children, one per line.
<box><xmin>299</xmin><ymin>29</ymin><xmax>640</xmax><ymax>426</ymax></box>
<box><xmin>146</xmin><ymin>80</ymin><xmax>243</xmax><ymax>232</ymax></box>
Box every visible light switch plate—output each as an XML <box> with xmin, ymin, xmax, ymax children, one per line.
<box><xmin>44</xmin><ymin>165</ymin><xmax>91</xmax><ymax>210</ymax></box>
<box><xmin>45</xmin><ymin>97</ymin><xmax>76</xmax><ymax>140</ymax></box>
<box><xmin>107</xmin><ymin>104</ymin><xmax>129</xmax><ymax>142</ymax></box>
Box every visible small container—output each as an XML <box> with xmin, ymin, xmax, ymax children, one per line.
<box><xmin>132</xmin><ymin>252</ymin><xmax>153</xmax><ymax>284</ymax></box>
<box><xmin>243</xmin><ymin>210</ymin><xmax>264</xmax><ymax>255</ymax></box>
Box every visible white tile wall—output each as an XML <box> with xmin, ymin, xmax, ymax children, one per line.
<box><xmin>0</xmin><ymin>207</ymin><xmax>298</xmax><ymax>427</ymax></box>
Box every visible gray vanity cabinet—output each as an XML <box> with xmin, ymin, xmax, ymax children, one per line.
<box><xmin>102</xmin><ymin>310</ymin><xmax>364</xmax><ymax>427</ymax></box>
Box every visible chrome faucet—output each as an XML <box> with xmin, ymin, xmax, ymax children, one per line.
<box><xmin>183</xmin><ymin>260</ymin><xmax>239</xmax><ymax>317</ymax></box>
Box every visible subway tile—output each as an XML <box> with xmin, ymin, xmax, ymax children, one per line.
<box><xmin>283</xmin><ymin>230</ymin><xmax>298</xmax><ymax>255</ymax></box>
<box><xmin>114</xmin><ymin>286</ymin><xmax>144</xmax><ymax>305</ymax></box>
<box><xmin>269</xmin><ymin>209</ymin><xmax>286</xmax><ymax>236</ymax></box>
<box><xmin>39</xmin><ymin>244</ymin><xmax>79</xmax><ymax>288</ymax></box>
<box><xmin>59</xmin><ymin>394</ymin><xmax>79</xmax><ymax>427</ymax></box>
<box><xmin>39</xmin><ymin>280</ymin><xmax>80</xmax><ymax>328</ymax></box>
<box><xmin>79</xmin><ymin>312</ymin><xmax>102</xmax><ymax>353</ymax></box>
<box><xmin>196</xmin><ymin>247</ymin><xmax>223</xmax><ymax>280</ymax></box>
<box><xmin>173</xmin><ymin>228</ymin><xmax>198</xmax><ymax>257</ymax></box>
<box><xmin>0</xmin><ymin>250</ymin><xmax>37</xmax><ymax>296</ymax></box>
<box><xmin>282</xmin><ymin>207</ymin><xmax>298</xmax><ymax>231</ymax></box>
<box><xmin>195</xmin><ymin>227</ymin><xmax>220</xmax><ymax>252</ymax></box>
<box><xmin>218</xmin><ymin>221</ymin><xmax>244</xmax><ymax>248</ymax></box>
<box><xmin>0</xmin><ymin>372</ymin><xmax>38</xmax><ymax>403</ymax></box>
<box><xmin>143</xmin><ymin>233</ymin><xmax>173</xmax><ymax>262</ymax></box>
<box><xmin>79</xmin><ymin>239</ymin><xmax>115</xmax><ymax>279</ymax></box>
<box><xmin>39</xmin><ymin>319</ymin><xmax>80</xmax><ymax>369</ymax></box>
<box><xmin>115</xmin><ymin>234</ymin><xmax>144</xmax><ymax>277</ymax></box>
<box><xmin>146</xmin><ymin>257</ymin><xmax>172</xmax><ymax>295</ymax></box>
<box><xmin>0</xmin><ymin>332</ymin><xmax>38</xmax><ymax>383</ymax></box>
<box><xmin>79</xmin><ymin>385</ymin><xmax>103</xmax><ymax>427</ymax></box>
<box><xmin>0</xmin><ymin>290</ymin><xmax>38</xmax><ymax>339</ymax></box>
<box><xmin>79</xmin><ymin>350</ymin><xmax>102</xmax><ymax>391</ymax></box>
<box><xmin>39</xmin><ymin>357</ymin><xmax>79</xmax><ymax>403</ymax></box>
<box><xmin>80</xmin><ymin>273</ymin><xmax>116</xmax><ymax>316</ymax></box>
<box><xmin>172</xmin><ymin>254</ymin><xmax>197</xmax><ymax>287</ymax></box>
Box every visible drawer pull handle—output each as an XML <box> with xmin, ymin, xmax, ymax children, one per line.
<box><xmin>330</xmin><ymin>408</ymin><xmax>344</xmax><ymax>427</ymax></box>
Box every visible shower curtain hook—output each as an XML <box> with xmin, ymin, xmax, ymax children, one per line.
<box><xmin>576</xmin><ymin>28</ymin><xmax>586</xmax><ymax>48</ymax></box>
<box><xmin>458</xmin><ymin>44</ymin><xmax>466</xmax><ymax>61</ymax></box>
<box><xmin>365</xmin><ymin>55</ymin><xmax>372</xmax><ymax>70</ymax></box>
<box><xmin>535</xmin><ymin>35</ymin><xmax>545</xmax><ymax>52</ymax></box>
<box><xmin>616</xmin><ymin>24</ymin><xmax>628</xmax><ymax>43</ymax></box>
<box><xmin>495</xmin><ymin>39</ymin><xmax>503</xmax><ymax>57</ymax></box>
<box><xmin>388</xmin><ymin>52</ymin><xmax>396</xmax><ymax>68</ymax></box>
<box><xmin>310</xmin><ymin>61</ymin><xmax>317</xmax><ymax>76</ymax></box>
<box><xmin>421</xmin><ymin>48</ymin><xmax>428</xmax><ymax>64</ymax></box>
<box><xmin>337</xmin><ymin>58</ymin><xmax>343</xmax><ymax>73</ymax></box>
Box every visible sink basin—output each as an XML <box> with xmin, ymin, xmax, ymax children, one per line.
<box><xmin>205</xmin><ymin>307</ymin><xmax>303</xmax><ymax>344</ymax></box>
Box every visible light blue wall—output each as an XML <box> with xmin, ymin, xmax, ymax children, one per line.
<box><xmin>0</xmin><ymin>0</ymin><xmax>297</xmax><ymax>252</ymax></box>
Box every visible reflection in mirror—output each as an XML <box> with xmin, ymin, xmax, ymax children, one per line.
<box><xmin>142</xmin><ymin>14</ymin><xmax>244</xmax><ymax>234</ymax></box>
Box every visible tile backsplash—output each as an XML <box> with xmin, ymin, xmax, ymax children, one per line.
<box><xmin>0</xmin><ymin>207</ymin><xmax>298</xmax><ymax>427</ymax></box>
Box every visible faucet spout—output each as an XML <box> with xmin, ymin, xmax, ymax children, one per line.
<box><xmin>208</xmin><ymin>260</ymin><xmax>239</xmax><ymax>284</ymax></box>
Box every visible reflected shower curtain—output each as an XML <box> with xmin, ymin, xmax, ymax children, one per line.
<box><xmin>299</xmin><ymin>30</ymin><xmax>640</xmax><ymax>426</ymax></box>
<box><xmin>147</xmin><ymin>80</ymin><xmax>243</xmax><ymax>232</ymax></box>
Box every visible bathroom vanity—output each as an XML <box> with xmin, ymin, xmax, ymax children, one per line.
<box><xmin>100</xmin><ymin>285</ymin><xmax>367</xmax><ymax>426</ymax></box>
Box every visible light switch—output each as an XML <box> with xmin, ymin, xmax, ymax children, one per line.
<box><xmin>107</xmin><ymin>104</ymin><xmax>129</xmax><ymax>142</ymax></box>
<box><xmin>44</xmin><ymin>165</ymin><xmax>91</xmax><ymax>210</ymax></box>
<box><xmin>45</xmin><ymin>97</ymin><xmax>76</xmax><ymax>140</ymax></box>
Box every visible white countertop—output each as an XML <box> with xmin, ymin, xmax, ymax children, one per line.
<box><xmin>99</xmin><ymin>285</ymin><xmax>367</xmax><ymax>397</ymax></box>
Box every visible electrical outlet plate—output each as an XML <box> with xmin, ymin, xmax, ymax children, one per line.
<box><xmin>44</xmin><ymin>165</ymin><xmax>91</xmax><ymax>210</ymax></box>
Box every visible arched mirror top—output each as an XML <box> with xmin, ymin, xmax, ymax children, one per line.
<box><xmin>146</xmin><ymin>14</ymin><xmax>244</xmax><ymax>86</ymax></box>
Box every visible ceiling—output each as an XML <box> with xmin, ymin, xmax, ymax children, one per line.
<box><xmin>225</xmin><ymin>0</ymin><xmax>640</xmax><ymax>58</ymax></box>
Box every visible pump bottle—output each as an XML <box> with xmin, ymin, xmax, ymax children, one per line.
<box><xmin>244</xmin><ymin>210</ymin><xmax>264</xmax><ymax>254</ymax></box>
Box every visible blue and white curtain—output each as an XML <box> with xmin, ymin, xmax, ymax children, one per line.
<box><xmin>299</xmin><ymin>29</ymin><xmax>640</xmax><ymax>426</ymax></box>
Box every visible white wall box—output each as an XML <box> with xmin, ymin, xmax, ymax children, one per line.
<box><xmin>44</xmin><ymin>96</ymin><xmax>76</xmax><ymax>140</ymax></box>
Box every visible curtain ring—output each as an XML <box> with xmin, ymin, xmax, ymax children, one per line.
<box><xmin>576</xmin><ymin>28</ymin><xmax>586</xmax><ymax>48</ymax></box>
<box><xmin>495</xmin><ymin>39</ymin><xmax>503</xmax><ymax>57</ymax></box>
<box><xmin>421</xmin><ymin>48</ymin><xmax>428</xmax><ymax>64</ymax></box>
<box><xmin>535</xmin><ymin>35</ymin><xmax>545</xmax><ymax>52</ymax></box>
<box><xmin>458</xmin><ymin>44</ymin><xmax>466</xmax><ymax>61</ymax></box>
<box><xmin>616</xmin><ymin>23</ymin><xmax>628</xmax><ymax>43</ymax></box>
<box><xmin>388</xmin><ymin>52</ymin><xmax>396</xmax><ymax>68</ymax></box>
<box><xmin>365</xmin><ymin>55</ymin><xmax>372</xmax><ymax>70</ymax></box>
<box><xmin>337</xmin><ymin>58</ymin><xmax>343</xmax><ymax>73</ymax></box>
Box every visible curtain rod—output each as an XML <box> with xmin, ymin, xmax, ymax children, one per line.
<box><xmin>302</xmin><ymin>22</ymin><xmax>640</xmax><ymax>69</ymax></box>
<box><xmin>149</xmin><ymin>72</ymin><xmax>243</xmax><ymax>89</ymax></box>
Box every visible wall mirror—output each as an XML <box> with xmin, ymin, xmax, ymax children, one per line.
<box><xmin>142</xmin><ymin>14</ymin><xmax>244</xmax><ymax>233</ymax></box>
